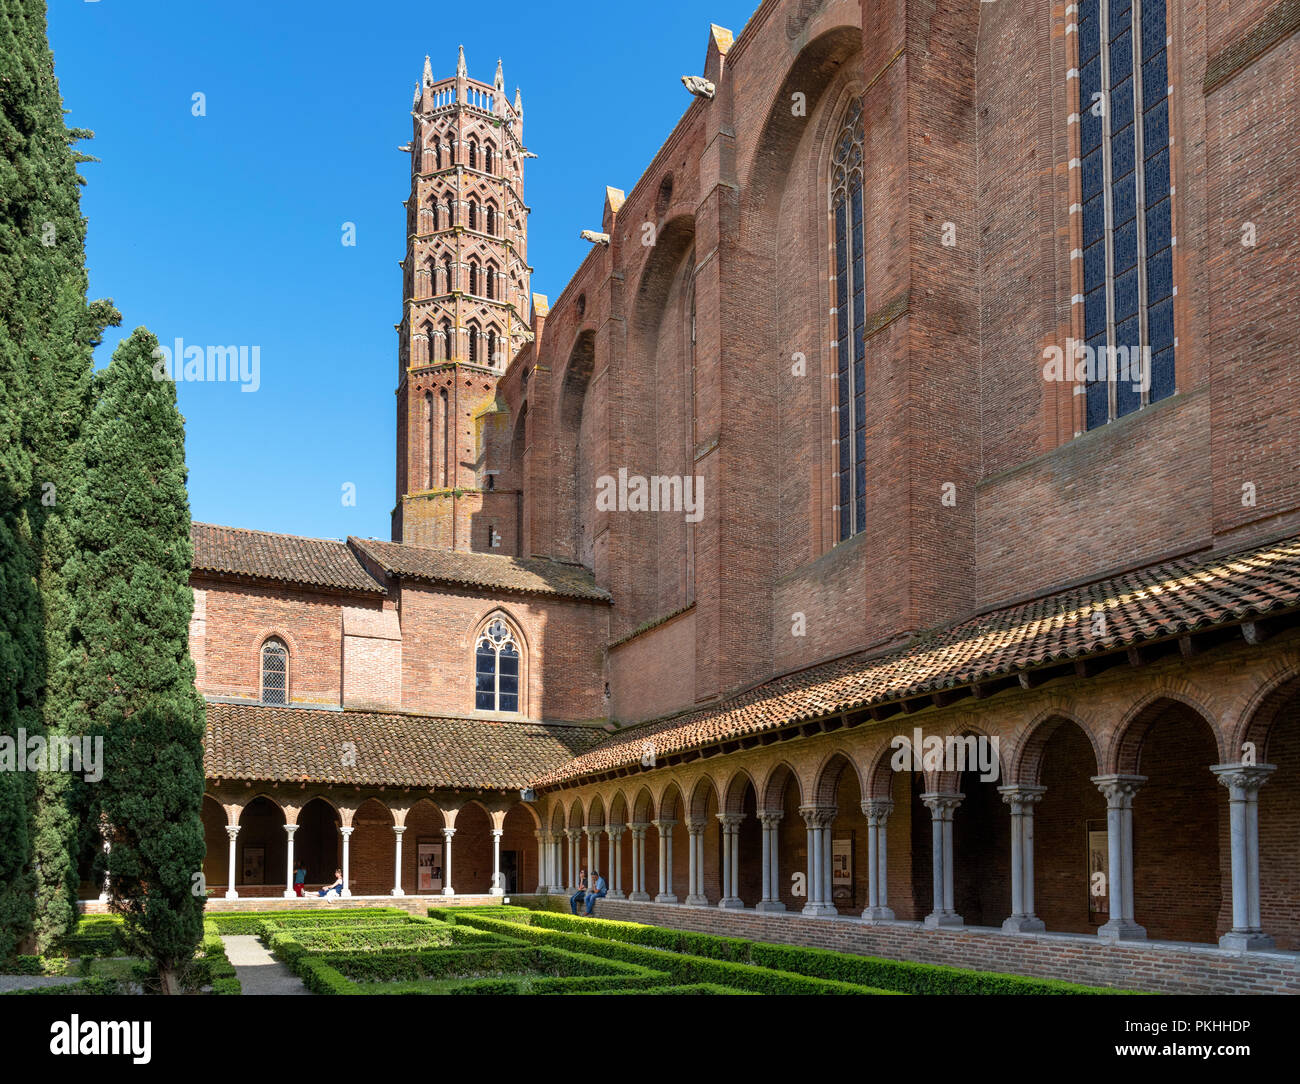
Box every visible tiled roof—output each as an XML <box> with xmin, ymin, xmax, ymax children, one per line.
<box><xmin>350</xmin><ymin>536</ymin><xmax>611</xmax><ymax>603</ymax></box>
<box><xmin>532</xmin><ymin>533</ymin><xmax>1300</xmax><ymax>787</ymax></box>
<box><xmin>192</xmin><ymin>523</ymin><xmax>384</xmax><ymax>594</ymax></box>
<box><xmin>204</xmin><ymin>702</ymin><xmax>607</xmax><ymax>790</ymax></box>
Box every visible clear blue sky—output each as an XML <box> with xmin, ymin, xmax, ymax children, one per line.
<box><xmin>47</xmin><ymin>0</ymin><xmax>758</xmax><ymax>541</ymax></box>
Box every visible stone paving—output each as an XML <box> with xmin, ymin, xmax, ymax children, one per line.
<box><xmin>221</xmin><ymin>935</ymin><xmax>311</xmax><ymax>995</ymax></box>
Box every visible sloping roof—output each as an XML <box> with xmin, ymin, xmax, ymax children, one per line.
<box><xmin>532</xmin><ymin>533</ymin><xmax>1300</xmax><ymax>787</ymax></box>
<box><xmin>204</xmin><ymin>702</ymin><xmax>607</xmax><ymax>790</ymax></box>
<box><xmin>350</xmin><ymin>536</ymin><xmax>611</xmax><ymax>603</ymax></box>
<box><xmin>192</xmin><ymin>523</ymin><xmax>384</xmax><ymax>594</ymax></box>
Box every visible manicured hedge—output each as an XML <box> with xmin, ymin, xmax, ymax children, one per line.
<box><xmin>206</xmin><ymin>907</ymin><xmax>406</xmax><ymax>934</ymax></box>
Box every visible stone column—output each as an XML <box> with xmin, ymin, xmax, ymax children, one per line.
<box><xmin>996</xmin><ymin>785</ymin><xmax>1047</xmax><ymax>932</ymax></box>
<box><xmin>566</xmin><ymin>829</ymin><xmax>580</xmax><ymax>890</ymax></box>
<box><xmin>653</xmin><ymin>819</ymin><xmax>678</xmax><ymax>903</ymax></box>
<box><xmin>283</xmin><ymin>824</ymin><xmax>299</xmax><ymax>899</ymax></box>
<box><xmin>339</xmin><ymin>826</ymin><xmax>354</xmax><ymax>898</ymax></box>
<box><xmin>717</xmin><ymin>813</ymin><xmax>745</xmax><ymax>908</ymax></box>
<box><xmin>799</xmin><ymin>806</ymin><xmax>838</xmax><ymax>917</ymax></box>
<box><xmin>534</xmin><ymin>830</ymin><xmax>548</xmax><ymax>893</ymax></box>
<box><xmin>608</xmin><ymin>826</ymin><xmax>625</xmax><ymax>899</ymax></box>
<box><xmin>1091</xmin><ymin>774</ymin><xmax>1146</xmax><ymax>941</ymax></box>
<box><xmin>552</xmin><ymin>835</ymin><xmax>564</xmax><ymax>892</ymax></box>
<box><xmin>684</xmin><ymin>820</ymin><xmax>708</xmax><ymax>905</ymax></box>
<box><xmin>584</xmin><ymin>825</ymin><xmax>602</xmax><ymax>880</ymax></box>
<box><xmin>920</xmin><ymin>793</ymin><xmax>963</xmax><ymax>928</ymax></box>
<box><xmin>756</xmin><ymin>811</ymin><xmax>786</xmax><ymax>912</ymax></box>
<box><xmin>860</xmin><ymin>799</ymin><xmax>894</xmax><ymax>923</ymax></box>
<box><xmin>98</xmin><ymin>828</ymin><xmax>111</xmax><ymax>903</ymax></box>
<box><xmin>490</xmin><ymin>828</ymin><xmax>505</xmax><ymax>895</ymax></box>
<box><xmin>629</xmin><ymin>823</ymin><xmax>651</xmax><ymax>901</ymax></box>
<box><xmin>224</xmin><ymin>825</ymin><xmax>240</xmax><ymax>900</ymax></box>
<box><xmin>391</xmin><ymin>825</ymin><xmax>406</xmax><ymax>897</ymax></box>
<box><xmin>441</xmin><ymin>826</ymin><xmax>456</xmax><ymax>896</ymax></box>
<box><xmin>1212</xmin><ymin>763</ymin><xmax>1276</xmax><ymax>950</ymax></box>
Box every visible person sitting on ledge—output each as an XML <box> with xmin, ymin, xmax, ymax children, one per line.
<box><xmin>569</xmin><ymin>868</ymin><xmax>588</xmax><ymax>914</ymax></box>
<box><xmin>317</xmin><ymin>868</ymin><xmax>343</xmax><ymax>898</ymax></box>
<box><xmin>584</xmin><ymin>869</ymin><xmax>607</xmax><ymax>916</ymax></box>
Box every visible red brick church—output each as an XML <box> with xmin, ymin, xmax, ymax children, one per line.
<box><xmin>190</xmin><ymin>0</ymin><xmax>1300</xmax><ymax>993</ymax></box>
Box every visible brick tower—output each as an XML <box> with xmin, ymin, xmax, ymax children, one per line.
<box><xmin>393</xmin><ymin>47</ymin><xmax>532</xmax><ymax>550</ymax></box>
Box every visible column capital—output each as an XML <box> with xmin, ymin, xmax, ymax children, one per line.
<box><xmin>339</xmin><ymin>826</ymin><xmax>354</xmax><ymax>838</ymax></box>
<box><xmin>534</xmin><ymin>829</ymin><xmax>551</xmax><ymax>842</ymax></box>
<box><xmin>629</xmin><ymin>821</ymin><xmax>651</xmax><ymax>833</ymax></box>
<box><xmin>393</xmin><ymin>824</ymin><xmax>407</xmax><ymax>836</ymax></box>
<box><xmin>491</xmin><ymin>827</ymin><xmax>504</xmax><ymax>838</ymax></box>
<box><xmin>652</xmin><ymin>818</ymin><xmax>678</xmax><ymax>833</ymax></box>
<box><xmin>860</xmin><ymin>798</ymin><xmax>894</xmax><ymax>824</ymax></box>
<box><xmin>584</xmin><ymin>824</ymin><xmax>605</xmax><ymax>838</ymax></box>
<box><xmin>757</xmin><ymin>809</ymin><xmax>784</xmax><ymax>828</ymax></box>
<box><xmin>441</xmin><ymin>825</ymin><xmax>456</xmax><ymax>838</ymax></box>
<box><xmin>685</xmin><ymin>819</ymin><xmax>707</xmax><ymax>836</ymax></box>
<box><xmin>919</xmin><ymin>792</ymin><xmax>964</xmax><ymax>817</ymax></box>
<box><xmin>1210</xmin><ymin>763</ymin><xmax>1276</xmax><ymax>793</ymax></box>
<box><xmin>607</xmin><ymin>824</ymin><xmax>624</xmax><ymax>840</ymax></box>
<box><xmin>716</xmin><ymin>812</ymin><xmax>745</xmax><ymax>829</ymax></box>
<box><xmin>798</xmin><ymin>804</ymin><xmax>837</xmax><ymax>829</ymax></box>
<box><xmin>225</xmin><ymin>825</ymin><xmax>241</xmax><ymax>841</ymax></box>
<box><xmin>565</xmin><ymin>827</ymin><xmax>583</xmax><ymax>841</ymax></box>
<box><xmin>283</xmin><ymin>824</ymin><xmax>299</xmax><ymax>837</ymax></box>
<box><xmin>997</xmin><ymin>784</ymin><xmax>1048</xmax><ymax>807</ymax></box>
<box><xmin>1091</xmin><ymin>774</ymin><xmax>1146</xmax><ymax>806</ymax></box>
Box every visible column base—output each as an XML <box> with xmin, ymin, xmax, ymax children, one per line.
<box><xmin>489</xmin><ymin>887</ymin><xmax>505</xmax><ymax>897</ymax></box>
<box><xmin>283</xmin><ymin>890</ymin><xmax>297</xmax><ymax>899</ymax></box>
<box><xmin>924</xmin><ymin>911</ymin><xmax>964</xmax><ymax>929</ymax></box>
<box><xmin>1219</xmin><ymin>930</ymin><xmax>1275</xmax><ymax>951</ymax></box>
<box><xmin>224</xmin><ymin>890</ymin><xmax>239</xmax><ymax>901</ymax></box>
<box><xmin>628</xmin><ymin>891</ymin><xmax>652</xmax><ymax>902</ymax></box>
<box><xmin>802</xmin><ymin>903</ymin><xmax>838</xmax><ymax>917</ymax></box>
<box><xmin>653</xmin><ymin>893</ymin><xmax>679</xmax><ymax>904</ymax></box>
<box><xmin>1097</xmin><ymin>918</ymin><xmax>1146</xmax><ymax>942</ymax></box>
<box><xmin>341</xmin><ymin>889</ymin><xmax>352</xmax><ymax>899</ymax></box>
<box><xmin>718</xmin><ymin>897</ymin><xmax>745</xmax><ymax>909</ymax></box>
<box><xmin>684</xmin><ymin>894</ymin><xmax>709</xmax><ymax>907</ymax></box>
<box><xmin>755</xmin><ymin>900</ymin><xmax>787</xmax><ymax>913</ymax></box>
<box><xmin>98</xmin><ymin>894</ymin><xmax>109</xmax><ymax>904</ymax></box>
<box><xmin>441</xmin><ymin>887</ymin><xmax>455</xmax><ymax>896</ymax></box>
<box><xmin>391</xmin><ymin>888</ymin><xmax>406</xmax><ymax>897</ymax></box>
<box><xmin>861</xmin><ymin>906</ymin><xmax>895</xmax><ymax>924</ymax></box>
<box><xmin>1001</xmin><ymin>915</ymin><xmax>1045</xmax><ymax>933</ymax></box>
<box><xmin>607</xmin><ymin>890</ymin><xmax>626</xmax><ymax>900</ymax></box>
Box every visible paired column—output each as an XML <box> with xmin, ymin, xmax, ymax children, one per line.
<box><xmin>629</xmin><ymin>823</ymin><xmax>652</xmax><ymax>901</ymax></box>
<box><xmin>490</xmin><ymin>828</ymin><xmax>505</xmax><ymax>895</ymax></box>
<box><xmin>684</xmin><ymin>820</ymin><xmax>708</xmax><ymax>906</ymax></box>
<box><xmin>339</xmin><ymin>826</ymin><xmax>353</xmax><ymax>898</ymax></box>
<box><xmin>998</xmin><ymin>785</ymin><xmax>1046</xmax><ymax>932</ymax></box>
<box><xmin>534</xmin><ymin>830</ymin><xmax>549</xmax><ymax>893</ymax></box>
<box><xmin>224</xmin><ymin>825</ymin><xmax>240</xmax><ymax>900</ymax></box>
<box><xmin>440</xmin><ymin>826</ymin><xmax>456</xmax><ymax>896</ymax></box>
<box><xmin>607</xmin><ymin>826</ymin><xmax>625</xmax><ymax>898</ymax></box>
<box><xmin>391</xmin><ymin>825</ymin><xmax>406</xmax><ymax>897</ymax></box>
<box><xmin>566</xmin><ymin>828</ymin><xmax>581</xmax><ymax>890</ymax></box>
<box><xmin>1091</xmin><ymin>774</ymin><xmax>1146</xmax><ymax>940</ymax></box>
<box><xmin>584</xmin><ymin>825</ymin><xmax>603</xmax><ymax>883</ymax></box>
<box><xmin>283</xmin><ymin>824</ymin><xmax>299</xmax><ymax>898</ymax></box>
<box><xmin>756</xmin><ymin>811</ymin><xmax>785</xmax><ymax>912</ymax></box>
<box><xmin>860</xmin><ymin>799</ymin><xmax>895</xmax><ymax>923</ymax></box>
<box><xmin>920</xmin><ymin>793</ymin><xmax>963</xmax><ymax>928</ymax></box>
<box><xmin>799</xmin><ymin>806</ymin><xmax>838</xmax><ymax>917</ymax></box>
<box><xmin>552</xmin><ymin>834</ymin><xmax>564</xmax><ymax>892</ymax></box>
<box><xmin>717</xmin><ymin>813</ymin><xmax>745</xmax><ymax>908</ymax></box>
<box><xmin>653</xmin><ymin>819</ymin><xmax>678</xmax><ymax>903</ymax></box>
<box><xmin>1212</xmin><ymin>763</ymin><xmax>1276</xmax><ymax>950</ymax></box>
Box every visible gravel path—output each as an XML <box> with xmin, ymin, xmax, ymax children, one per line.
<box><xmin>0</xmin><ymin>974</ymin><xmax>83</xmax><ymax>992</ymax></box>
<box><xmin>221</xmin><ymin>935</ymin><xmax>311</xmax><ymax>995</ymax></box>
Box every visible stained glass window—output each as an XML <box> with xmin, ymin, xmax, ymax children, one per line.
<box><xmin>475</xmin><ymin>618</ymin><xmax>520</xmax><ymax>712</ymax></box>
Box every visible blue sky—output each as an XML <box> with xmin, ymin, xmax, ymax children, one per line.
<box><xmin>47</xmin><ymin>0</ymin><xmax>758</xmax><ymax>541</ymax></box>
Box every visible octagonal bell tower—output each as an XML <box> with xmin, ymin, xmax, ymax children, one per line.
<box><xmin>394</xmin><ymin>46</ymin><xmax>533</xmax><ymax>549</ymax></box>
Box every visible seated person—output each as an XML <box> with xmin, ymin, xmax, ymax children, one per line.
<box><xmin>584</xmin><ymin>870</ymin><xmax>607</xmax><ymax>916</ymax></box>
<box><xmin>317</xmin><ymin>868</ymin><xmax>344</xmax><ymax>897</ymax></box>
<box><xmin>569</xmin><ymin>868</ymin><xmax>588</xmax><ymax>914</ymax></box>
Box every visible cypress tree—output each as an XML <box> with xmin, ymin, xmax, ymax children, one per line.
<box><xmin>0</xmin><ymin>0</ymin><xmax>118</xmax><ymax>953</ymax></box>
<box><xmin>69</xmin><ymin>328</ymin><xmax>205</xmax><ymax>993</ymax></box>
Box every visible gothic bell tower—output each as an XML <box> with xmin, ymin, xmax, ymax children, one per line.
<box><xmin>393</xmin><ymin>46</ymin><xmax>532</xmax><ymax>550</ymax></box>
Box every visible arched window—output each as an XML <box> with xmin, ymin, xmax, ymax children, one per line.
<box><xmin>432</xmin><ymin>137</ymin><xmax>442</xmax><ymax>170</ymax></box>
<box><xmin>468</xmin><ymin>201</ymin><xmax>478</xmax><ymax>231</ymax></box>
<box><xmin>440</xmin><ymin>318</ymin><xmax>453</xmax><ymax>361</ymax></box>
<box><xmin>487</xmin><ymin>327</ymin><xmax>498</xmax><ymax>367</ymax></box>
<box><xmin>467</xmin><ymin>322</ymin><xmax>480</xmax><ymax>364</ymax></box>
<box><xmin>422</xmin><ymin>257</ymin><xmax>436</xmax><ymax>298</ymax></box>
<box><xmin>444</xmin><ymin>194</ymin><xmax>455</xmax><ymax>228</ymax></box>
<box><xmin>830</xmin><ymin>96</ymin><xmax>866</xmax><ymax>542</ymax></box>
<box><xmin>1078</xmin><ymin>0</ymin><xmax>1175</xmax><ymax>428</ymax></box>
<box><xmin>428</xmin><ymin>197</ymin><xmax>439</xmax><ymax>231</ymax></box>
<box><xmin>475</xmin><ymin>618</ymin><xmax>519</xmax><ymax>712</ymax></box>
<box><xmin>468</xmin><ymin>139</ymin><xmax>478</xmax><ymax>170</ymax></box>
<box><xmin>260</xmin><ymin>637</ymin><xmax>288</xmax><ymax>705</ymax></box>
<box><xmin>485</xmin><ymin>262</ymin><xmax>497</xmax><ymax>300</ymax></box>
<box><xmin>484</xmin><ymin>142</ymin><xmax>495</xmax><ymax>174</ymax></box>
<box><xmin>486</xmin><ymin>204</ymin><xmax>497</xmax><ymax>236</ymax></box>
<box><xmin>444</xmin><ymin>256</ymin><xmax>455</xmax><ymax>292</ymax></box>
<box><xmin>469</xmin><ymin>260</ymin><xmax>480</xmax><ymax>296</ymax></box>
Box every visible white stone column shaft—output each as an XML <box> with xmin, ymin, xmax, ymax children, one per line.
<box><xmin>224</xmin><ymin>825</ymin><xmax>240</xmax><ymax>900</ymax></box>
<box><xmin>283</xmin><ymin>824</ymin><xmax>298</xmax><ymax>899</ymax></box>
<box><xmin>391</xmin><ymin>825</ymin><xmax>406</xmax><ymax>897</ymax></box>
<box><xmin>340</xmin><ymin>826</ymin><xmax>354</xmax><ymax>898</ymax></box>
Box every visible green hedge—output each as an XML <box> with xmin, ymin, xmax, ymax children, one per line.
<box><xmin>206</xmin><ymin>907</ymin><xmax>407</xmax><ymax>934</ymax></box>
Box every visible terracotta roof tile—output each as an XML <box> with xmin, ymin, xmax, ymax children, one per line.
<box><xmin>192</xmin><ymin>523</ymin><xmax>384</xmax><ymax>594</ymax></box>
<box><xmin>350</xmin><ymin>536</ymin><xmax>611</xmax><ymax>603</ymax></box>
<box><xmin>532</xmin><ymin>533</ymin><xmax>1300</xmax><ymax>787</ymax></box>
<box><xmin>204</xmin><ymin>702</ymin><xmax>607</xmax><ymax>790</ymax></box>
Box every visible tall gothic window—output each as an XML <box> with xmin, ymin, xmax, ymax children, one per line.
<box><xmin>468</xmin><ymin>201</ymin><xmax>478</xmax><ymax>231</ymax></box>
<box><xmin>484</xmin><ymin>142</ymin><xmax>495</xmax><ymax>174</ymax></box>
<box><xmin>487</xmin><ymin>327</ymin><xmax>498</xmax><ymax>367</ymax></box>
<box><xmin>475</xmin><ymin>618</ymin><xmax>519</xmax><ymax>712</ymax></box>
<box><xmin>260</xmin><ymin>637</ymin><xmax>288</xmax><ymax>705</ymax></box>
<box><xmin>468</xmin><ymin>139</ymin><xmax>479</xmax><ymax>169</ymax></box>
<box><xmin>1079</xmin><ymin>0</ymin><xmax>1175</xmax><ymax>429</ymax></box>
<box><xmin>831</xmin><ymin>96</ymin><xmax>867</xmax><ymax>542</ymax></box>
